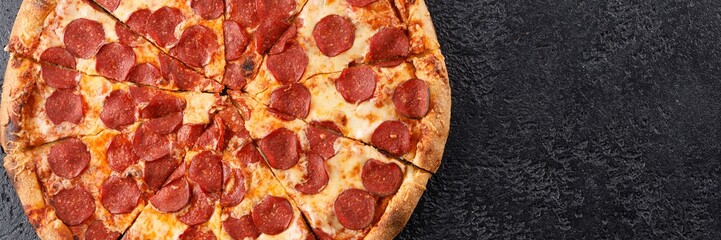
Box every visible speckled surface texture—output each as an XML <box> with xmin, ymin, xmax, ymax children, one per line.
<box><xmin>2</xmin><ymin>0</ymin><xmax>721</xmax><ymax>239</ymax></box>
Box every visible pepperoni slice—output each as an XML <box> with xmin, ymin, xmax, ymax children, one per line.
<box><xmin>116</xmin><ymin>22</ymin><xmax>143</xmax><ymax>47</ymax></box>
<box><xmin>52</xmin><ymin>186</ymin><xmax>95</xmax><ymax>226</ymax></box>
<box><xmin>64</xmin><ymin>18</ymin><xmax>105</xmax><ymax>58</ymax></box>
<box><xmin>127</xmin><ymin>63</ymin><xmax>162</xmax><ymax>86</ymax></box>
<box><xmin>362</xmin><ymin>159</ymin><xmax>403</xmax><ymax>197</ymax></box>
<box><xmin>146</xmin><ymin>112</ymin><xmax>183</xmax><ymax>134</ymax></box>
<box><xmin>195</xmin><ymin>117</ymin><xmax>227</xmax><ymax>151</ymax></box>
<box><xmin>191</xmin><ymin>0</ymin><xmax>224</xmax><ymax>20</ymax></box>
<box><xmin>126</xmin><ymin>9</ymin><xmax>151</xmax><ymax>35</ymax></box>
<box><xmin>237</xmin><ymin>143</ymin><xmax>262</xmax><ymax>165</ymax></box>
<box><xmin>368</xmin><ymin>28</ymin><xmax>410</xmax><ymax>63</ymax></box>
<box><xmin>269</xmin><ymin>24</ymin><xmax>297</xmax><ymax>55</ymax></box>
<box><xmin>223</xmin><ymin>62</ymin><xmax>250</xmax><ymax>90</ymax></box>
<box><xmin>311</xmin><ymin>121</ymin><xmax>342</xmax><ymax>134</ymax></box>
<box><xmin>267</xmin><ymin>44</ymin><xmax>307</xmax><ymax>84</ymax></box>
<box><xmin>100</xmin><ymin>176</ymin><xmax>141</xmax><ymax>214</ymax></box>
<box><xmin>178</xmin><ymin>185</ymin><xmax>215</xmax><ymax>225</ymax></box>
<box><xmin>221</xmin><ymin>169</ymin><xmax>246</xmax><ymax>207</ymax></box>
<box><xmin>178</xmin><ymin>124</ymin><xmax>205</xmax><ymax>149</ymax></box>
<box><xmin>147</xmin><ymin>7</ymin><xmax>184</xmax><ymax>48</ymax></box>
<box><xmin>107</xmin><ymin>134</ymin><xmax>140</xmax><ymax>172</ymax></box>
<box><xmin>258</xmin><ymin>128</ymin><xmax>300</xmax><ymax>170</ymax></box>
<box><xmin>96</xmin><ymin>43</ymin><xmax>136</xmax><ymax>81</ymax></box>
<box><xmin>268</xmin><ymin>84</ymin><xmax>311</xmax><ymax>120</ymax></box>
<box><xmin>256</xmin><ymin>19</ymin><xmax>290</xmax><ymax>54</ymax></box>
<box><xmin>139</xmin><ymin>93</ymin><xmax>186</xmax><ymax>119</ymax></box>
<box><xmin>48</xmin><ymin>138</ymin><xmax>90</xmax><ymax>178</ymax></box>
<box><xmin>217</xmin><ymin>108</ymin><xmax>245</xmax><ymax>134</ymax></box>
<box><xmin>143</xmin><ymin>156</ymin><xmax>179</xmax><ymax>191</ymax></box>
<box><xmin>223</xmin><ymin>215</ymin><xmax>260</xmax><ymax>240</ymax></box>
<box><xmin>170</xmin><ymin>25</ymin><xmax>219</xmax><ymax>68</ymax></box>
<box><xmin>346</xmin><ymin>0</ymin><xmax>379</xmax><ymax>7</ymax></box>
<box><xmin>227</xmin><ymin>0</ymin><xmax>259</xmax><ymax>28</ymax></box>
<box><xmin>133</xmin><ymin>124</ymin><xmax>171</xmax><ymax>161</ymax></box>
<box><xmin>334</xmin><ymin>188</ymin><xmax>375</xmax><ymax>230</ymax></box>
<box><xmin>252</xmin><ymin>196</ymin><xmax>293</xmax><ymax>235</ymax></box>
<box><xmin>393</xmin><ymin>79</ymin><xmax>431</xmax><ymax>119</ymax></box>
<box><xmin>150</xmin><ymin>178</ymin><xmax>190</xmax><ymax>213</ymax></box>
<box><xmin>295</xmin><ymin>154</ymin><xmax>329</xmax><ymax>194</ymax></box>
<box><xmin>85</xmin><ymin>220</ymin><xmax>121</xmax><ymax>240</ymax></box>
<box><xmin>159</xmin><ymin>54</ymin><xmax>206</xmax><ymax>90</ymax></box>
<box><xmin>313</xmin><ymin>15</ymin><xmax>356</xmax><ymax>57</ymax></box>
<box><xmin>95</xmin><ymin>0</ymin><xmax>120</xmax><ymax>11</ymax></box>
<box><xmin>46</xmin><ymin>89</ymin><xmax>84</xmax><ymax>125</ymax></box>
<box><xmin>306</xmin><ymin>124</ymin><xmax>339</xmax><ymax>160</ymax></box>
<box><xmin>256</xmin><ymin>0</ymin><xmax>295</xmax><ymax>22</ymax></box>
<box><xmin>40</xmin><ymin>47</ymin><xmax>80</xmax><ymax>89</ymax></box>
<box><xmin>179</xmin><ymin>226</ymin><xmax>217</xmax><ymax>240</ymax></box>
<box><xmin>128</xmin><ymin>86</ymin><xmax>158</xmax><ymax>105</ymax></box>
<box><xmin>101</xmin><ymin>90</ymin><xmax>137</xmax><ymax>130</ymax></box>
<box><xmin>371</xmin><ymin>121</ymin><xmax>411</xmax><ymax>156</ymax></box>
<box><xmin>335</xmin><ymin>65</ymin><xmax>376</xmax><ymax>104</ymax></box>
<box><xmin>164</xmin><ymin>163</ymin><xmax>187</xmax><ymax>187</ymax></box>
<box><xmin>224</xmin><ymin>20</ymin><xmax>249</xmax><ymax>61</ymax></box>
<box><xmin>188</xmin><ymin>151</ymin><xmax>223</xmax><ymax>193</ymax></box>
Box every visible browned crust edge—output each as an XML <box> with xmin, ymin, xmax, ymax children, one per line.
<box><xmin>4</xmin><ymin>0</ymin><xmax>56</xmax><ymax>58</ymax></box>
<box><xmin>365</xmin><ymin>167</ymin><xmax>431</xmax><ymax>239</ymax></box>
<box><xmin>1</xmin><ymin>55</ymin><xmax>39</xmax><ymax>153</ymax></box>
<box><xmin>397</xmin><ymin>0</ymin><xmax>442</xmax><ymax>54</ymax></box>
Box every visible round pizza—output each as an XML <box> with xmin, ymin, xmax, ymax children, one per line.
<box><xmin>0</xmin><ymin>0</ymin><xmax>450</xmax><ymax>239</ymax></box>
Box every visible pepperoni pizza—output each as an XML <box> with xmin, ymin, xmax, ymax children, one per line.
<box><xmin>1</xmin><ymin>0</ymin><xmax>450</xmax><ymax>239</ymax></box>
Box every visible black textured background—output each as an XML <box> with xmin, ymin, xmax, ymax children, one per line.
<box><xmin>2</xmin><ymin>0</ymin><xmax>721</xmax><ymax>239</ymax></box>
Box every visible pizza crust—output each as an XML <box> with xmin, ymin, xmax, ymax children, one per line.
<box><xmin>365</xmin><ymin>168</ymin><xmax>431</xmax><ymax>239</ymax></box>
<box><xmin>1</xmin><ymin>55</ymin><xmax>37</xmax><ymax>153</ymax></box>
<box><xmin>5</xmin><ymin>0</ymin><xmax>55</xmax><ymax>58</ymax></box>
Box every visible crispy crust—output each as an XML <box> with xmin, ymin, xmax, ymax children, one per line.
<box><xmin>4</xmin><ymin>0</ymin><xmax>56</xmax><ymax>58</ymax></box>
<box><xmin>365</xmin><ymin>167</ymin><xmax>431</xmax><ymax>239</ymax></box>
<box><xmin>393</xmin><ymin>0</ymin><xmax>441</xmax><ymax>54</ymax></box>
<box><xmin>1</xmin><ymin>55</ymin><xmax>39</xmax><ymax>153</ymax></box>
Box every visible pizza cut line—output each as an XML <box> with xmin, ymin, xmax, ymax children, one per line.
<box><xmin>1</xmin><ymin>0</ymin><xmax>450</xmax><ymax>239</ymax></box>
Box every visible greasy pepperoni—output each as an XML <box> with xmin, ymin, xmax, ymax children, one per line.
<box><xmin>146</xmin><ymin>112</ymin><xmax>183</xmax><ymax>134</ymax></box>
<box><xmin>85</xmin><ymin>220</ymin><xmax>121</xmax><ymax>240</ymax></box>
<box><xmin>237</xmin><ymin>143</ymin><xmax>262</xmax><ymax>165</ymax></box>
<box><xmin>224</xmin><ymin>20</ymin><xmax>249</xmax><ymax>61</ymax></box>
<box><xmin>227</xmin><ymin>0</ymin><xmax>259</xmax><ymax>28</ymax></box>
<box><xmin>346</xmin><ymin>0</ymin><xmax>378</xmax><ymax>7</ymax></box>
<box><xmin>179</xmin><ymin>226</ymin><xmax>217</xmax><ymax>240</ymax></box>
<box><xmin>266</xmin><ymin>44</ymin><xmax>307</xmax><ymax>84</ymax></box>
<box><xmin>393</xmin><ymin>79</ymin><xmax>431</xmax><ymax>119</ymax></box>
<box><xmin>170</xmin><ymin>25</ymin><xmax>219</xmax><ymax>68</ymax></box>
<box><xmin>334</xmin><ymin>188</ymin><xmax>375</xmax><ymax>230</ymax></box>
<box><xmin>100</xmin><ymin>176</ymin><xmax>141</xmax><ymax>214</ymax></box>
<box><xmin>46</xmin><ymin>89</ymin><xmax>84</xmax><ymax>125</ymax></box>
<box><xmin>335</xmin><ymin>65</ymin><xmax>376</xmax><ymax>104</ymax></box>
<box><xmin>221</xmin><ymin>169</ymin><xmax>246</xmax><ymax>207</ymax></box>
<box><xmin>126</xmin><ymin>9</ymin><xmax>151</xmax><ymax>35</ymax></box>
<box><xmin>107</xmin><ymin>134</ymin><xmax>140</xmax><ymax>172</ymax></box>
<box><xmin>147</xmin><ymin>7</ymin><xmax>184</xmax><ymax>48</ymax></box>
<box><xmin>95</xmin><ymin>0</ymin><xmax>120</xmax><ymax>11</ymax></box>
<box><xmin>217</xmin><ymin>108</ymin><xmax>245</xmax><ymax>134</ymax></box>
<box><xmin>371</xmin><ymin>121</ymin><xmax>411</xmax><ymax>156</ymax></box>
<box><xmin>268</xmin><ymin>84</ymin><xmax>310</xmax><ymax>120</ymax></box>
<box><xmin>116</xmin><ymin>22</ymin><xmax>144</xmax><ymax>47</ymax></box>
<box><xmin>64</xmin><ymin>18</ymin><xmax>105</xmax><ymax>58</ymax></box>
<box><xmin>188</xmin><ymin>151</ymin><xmax>223</xmax><ymax>193</ymax></box>
<box><xmin>159</xmin><ymin>54</ymin><xmax>206</xmax><ymax>90</ymax></box>
<box><xmin>139</xmin><ymin>93</ymin><xmax>186</xmax><ymax>119</ymax></box>
<box><xmin>313</xmin><ymin>15</ymin><xmax>355</xmax><ymax>57</ymax></box>
<box><xmin>191</xmin><ymin>0</ymin><xmax>224</xmax><ymax>20</ymax></box>
<box><xmin>164</xmin><ymin>163</ymin><xmax>187</xmax><ymax>186</ymax></box>
<box><xmin>150</xmin><ymin>178</ymin><xmax>190</xmax><ymax>213</ymax></box>
<box><xmin>256</xmin><ymin>0</ymin><xmax>295</xmax><ymax>22</ymax></box>
<box><xmin>133</xmin><ymin>124</ymin><xmax>171</xmax><ymax>161</ymax></box>
<box><xmin>258</xmin><ymin>128</ymin><xmax>300</xmax><ymax>170</ymax></box>
<box><xmin>129</xmin><ymin>86</ymin><xmax>158</xmax><ymax>105</ymax></box>
<box><xmin>295</xmin><ymin>154</ymin><xmax>329</xmax><ymax>194</ymax></box>
<box><xmin>306</xmin><ymin>124</ymin><xmax>339</xmax><ymax>160</ymax></box>
<box><xmin>177</xmin><ymin>124</ymin><xmax>205</xmax><ymax>148</ymax></box>
<box><xmin>48</xmin><ymin>138</ymin><xmax>90</xmax><ymax>178</ymax></box>
<box><xmin>143</xmin><ymin>156</ymin><xmax>179</xmax><ymax>191</ymax></box>
<box><xmin>223</xmin><ymin>62</ymin><xmax>249</xmax><ymax>90</ymax></box>
<box><xmin>52</xmin><ymin>186</ymin><xmax>95</xmax><ymax>226</ymax></box>
<box><xmin>127</xmin><ymin>63</ymin><xmax>162</xmax><ymax>86</ymax></box>
<box><xmin>96</xmin><ymin>43</ymin><xmax>136</xmax><ymax>81</ymax></box>
<box><xmin>101</xmin><ymin>90</ymin><xmax>136</xmax><ymax>130</ymax></box>
<box><xmin>269</xmin><ymin>24</ymin><xmax>296</xmax><ymax>55</ymax></box>
<box><xmin>362</xmin><ymin>159</ymin><xmax>403</xmax><ymax>197</ymax></box>
<box><xmin>195</xmin><ymin>117</ymin><xmax>227</xmax><ymax>151</ymax></box>
<box><xmin>255</xmin><ymin>19</ymin><xmax>290</xmax><ymax>54</ymax></box>
<box><xmin>178</xmin><ymin>185</ymin><xmax>215</xmax><ymax>225</ymax></box>
<box><xmin>251</xmin><ymin>196</ymin><xmax>293</xmax><ymax>235</ymax></box>
<box><xmin>40</xmin><ymin>47</ymin><xmax>80</xmax><ymax>89</ymax></box>
<box><xmin>368</xmin><ymin>28</ymin><xmax>410</xmax><ymax>63</ymax></box>
<box><xmin>223</xmin><ymin>215</ymin><xmax>260</xmax><ymax>240</ymax></box>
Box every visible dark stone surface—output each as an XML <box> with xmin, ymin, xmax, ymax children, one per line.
<box><xmin>2</xmin><ymin>0</ymin><xmax>721</xmax><ymax>239</ymax></box>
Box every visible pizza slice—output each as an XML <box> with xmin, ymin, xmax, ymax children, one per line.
<box><xmin>244</xmin><ymin>0</ymin><xmax>407</xmax><ymax>96</ymax></box>
<box><xmin>221</xmin><ymin>0</ymin><xmax>309</xmax><ymax>91</ymax></box>
<box><xmin>230</xmin><ymin>93</ymin><xmax>431</xmax><ymax>239</ymax></box>
<box><xmin>5</xmin><ymin>0</ymin><xmax>220</xmax><ymax>92</ymax></box>
<box><xmin>248</xmin><ymin>50</ymin><xmax>450</xmax><ymax>172</ymax></box>
<box><xmin>91</xmin><ymin>0</ymin><xmax>227</xmax><ymax>81</ymax></box>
